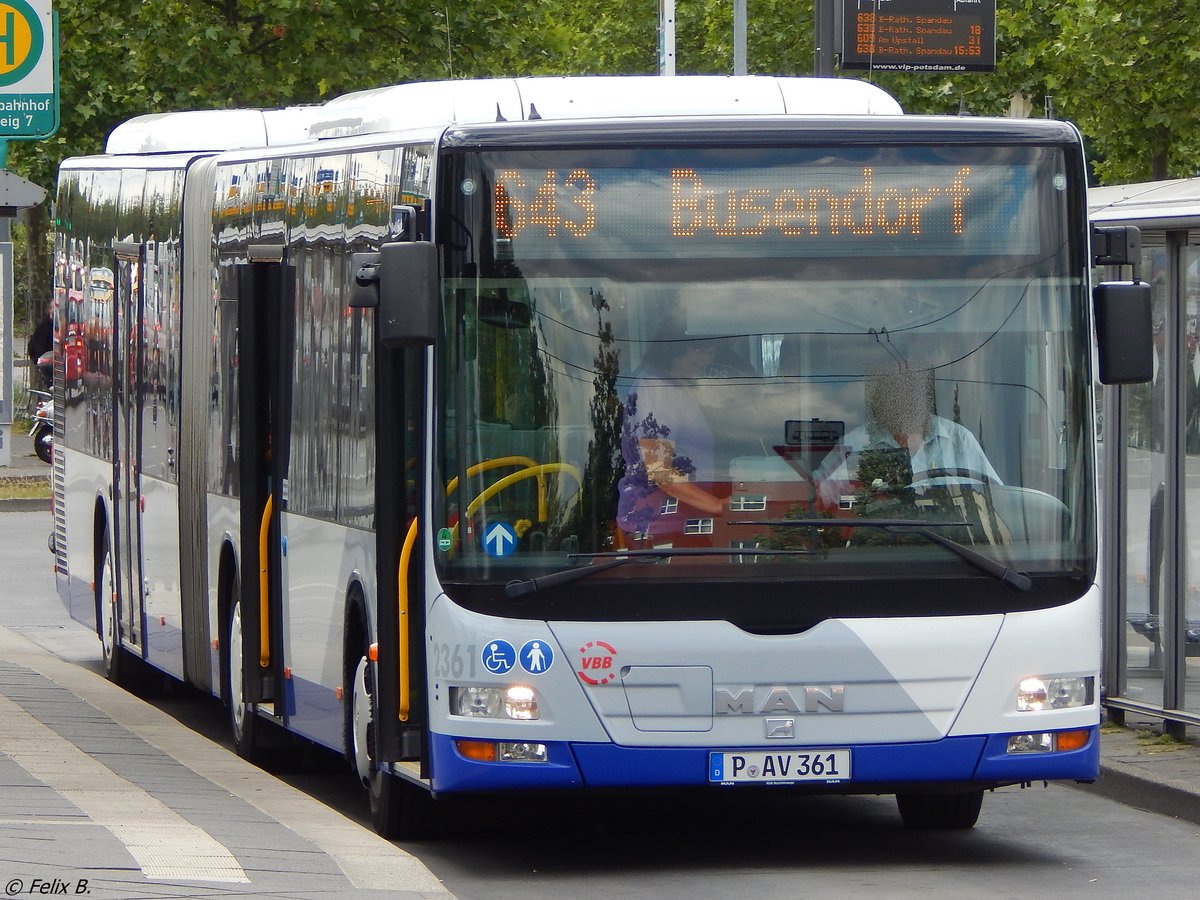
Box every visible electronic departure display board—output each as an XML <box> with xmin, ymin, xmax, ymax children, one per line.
<box><xmin>841</xmin><ymin>0</ymin><xmax>997</xmax><ymax>73</ymax></box>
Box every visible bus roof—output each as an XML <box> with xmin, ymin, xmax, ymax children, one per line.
<box><xmin>1090</xmin><ymin>178</ymin><xmax>1200</xmax><ymax>228</ymax></box>
<box><xmin>104</xmin><ymin>75</ymin><xmax>902</xmax><ymax>155</ymax></box>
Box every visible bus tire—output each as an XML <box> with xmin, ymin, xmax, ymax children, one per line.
<box><xmin>226</xmin><ymin>594</ymin><xmax>260</xmax><ymax>762</ymax></box>
<box><xmin>352</xmin><ymin>652</ymin><xmax>430</xmax><ymax>839</ymax></box>
<box><xmin>96</xmin><ymin>526</ymin><xmax>124</xmax><ymax>684</ymax></box>
<box><xmin>896</xmin><ymin>789</ymin><xmax>984</xmax><ymax>829</ymax></box>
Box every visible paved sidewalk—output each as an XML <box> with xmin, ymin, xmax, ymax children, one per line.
<box><xmin>0</xmin><ymin>623</ymin><xmax>452</xmax><ymax>899</ymax></box>
<box><xmin>1077</xmin><ymin>715</ymin><xmax>1200</xmax><ymax>825</ymax></box>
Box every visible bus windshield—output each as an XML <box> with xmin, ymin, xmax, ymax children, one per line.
<box><xmin>434</xmin><ymin>140</ymin><xmax>1093</xmax><ymax>604</ymax></box>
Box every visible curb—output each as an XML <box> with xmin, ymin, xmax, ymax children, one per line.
<box><xmin>1082</xmin><ymin>761</ymin><xmax>1200</xmax><ymax>826</ymax></box>
<box><xmin>0</xmin><ymin>498</ymin><xmax>50</xmax><ymax>512</ymax></box>
<box><xmin>1073</xmin><ymin>724</ymin><xmax>1200</xmax><ymax>827</ymax></box>
<box><xmin>0</xmin><ymin>472</ymin><xmax>51</xmax><ymax>513</ymax></box>
<box><xmin>0</xmin><ymin>441</ymin><xmax>51</xmax><ymax>512</ymax></box>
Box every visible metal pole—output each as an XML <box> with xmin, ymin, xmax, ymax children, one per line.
<box><xmin>1</xmin><ymin>219</ymin><xmax>10</xmax><ymax>466</ymax></box>
<box><xmin>734</xmin><ymin>0</ymin><xmax>747</xmax><ymax>75</ymax></box>
<box><xmin>814</xmin><ymin>0</ymin><xmax>836</xmax><ymax>77</ymax></box>
<box><xmin>659</xmin><ymin>0</ymin><xmax>676</xmax><ymax>76</ymax></box>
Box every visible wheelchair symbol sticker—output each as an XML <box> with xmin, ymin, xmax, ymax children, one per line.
<box><xmin>520</xmin><ymin>640</ymin><xmax>553</xmax><ymax>674</ymax></box>
<box><xmin>481</xmin><ymin>639</ymin><xmax>516</xmax><ymax>675</ymax></box>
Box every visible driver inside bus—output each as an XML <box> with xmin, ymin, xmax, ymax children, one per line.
<box><xmin>813</xmin><ymin>367</ymin><xmax>1001</xmax><ymax>510</ymax></box>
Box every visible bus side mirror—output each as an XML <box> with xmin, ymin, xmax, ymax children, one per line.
<box><xmin>1093</xmin><ymin>280</ymin><xmax>1153</xmax><ymax>384</ymax></box>
<box><xmin>350</xmin><ymin>242</ymin><xmax>438</xmax><ymax>347</ymax></box>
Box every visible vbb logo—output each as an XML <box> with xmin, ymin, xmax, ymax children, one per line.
<box><xmin>576</xmin><ymin>640</ymin><xmax>618</xmax><ymax>685</ymax></box>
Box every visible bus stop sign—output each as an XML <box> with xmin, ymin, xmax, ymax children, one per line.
<box><xmin>0</xmin><ymin>1</ymin><xmax>57</xmax><ymax>139</ymax></box>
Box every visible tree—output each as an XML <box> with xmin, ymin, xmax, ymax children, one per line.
<box><xmin>7</xmin><ymin>0</ymin><xmax>576</xmax><ymax>319</ymax></box>
<box><xmin>8</xmin><ymin>0</ymin><xmax>1200</xmax><ymax>213</ymax></box>
<box><xmin>1048</xmin><ymin>2</ymin><xmax>1200</xmax><ymax>182</ymax></box>
<box><xmin>9</xmin><ymin>0</ymin><xmax>578</xmax><ymax>184</ymax></box>
<box><xmin>552</xmin><ymin>1</ymin><xmax>1200</xmax><ymax>183</ymax></box>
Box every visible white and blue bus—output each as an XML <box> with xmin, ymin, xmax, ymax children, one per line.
<box><xmin>50</xmin><ymin>76</ymin><xmax>1150</xmax><ymax>836</ymax></box>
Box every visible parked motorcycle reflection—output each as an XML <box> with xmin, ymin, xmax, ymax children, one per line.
<box><xmin>35</xmin><ymin>349</ymin><xmax>53</xmax><ymax>390</ymax></box>
<box><xmin>28</xmin><ymin>389</ymin><xmax>52</xmax><ymax>464</ymax></box>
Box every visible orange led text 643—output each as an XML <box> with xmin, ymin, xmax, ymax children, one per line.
<box><xmin>495</xmin><ymin>169</ymin><xmax>597</xmax><ymax>239</ymax></box>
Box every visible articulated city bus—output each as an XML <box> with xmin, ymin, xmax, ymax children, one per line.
<box><xmin>50</xmin><ymin>76</ymin><xmax>1150</xmax><ymax>836</ymax></box>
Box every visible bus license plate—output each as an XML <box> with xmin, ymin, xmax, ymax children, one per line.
<box><xmin>709</xmin><ymin>749</ymin><xmax>851</xmax><ymax>784</ymax></box>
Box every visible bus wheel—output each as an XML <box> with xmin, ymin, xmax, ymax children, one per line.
<box><xmin>227</xmin><ymin>597</ymin><xmax>260</xmax><ymax>761</ymax></box>
<box><xmin>896</xmin><ymin>790</ymin><xmax>984</xmax><ymax>829</ymax></box>
<box><xmin>96</xmin><ymin>527</ymin><xmax>124</xmax><ymax>684</ymax></box>
<box><xmin>351</xmin><ymin>653</ymin><xmax>429</xmax><ymax>839</ymax></box>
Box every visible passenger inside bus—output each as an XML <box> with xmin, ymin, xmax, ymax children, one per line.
<box><xmin>617</xmin><ymin>327</ymin><xmax>727</xmax><ymax>538</ymax></box>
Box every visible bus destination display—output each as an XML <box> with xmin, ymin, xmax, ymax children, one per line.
<box><xmin>841</xmin><ymin>0</ymin><xmax>997</xmax><ymax>73</ymax></box>
<box><xmin>489</xmin><ymin>161</ymin><xmax>1037</xmax><ymax>260</ymax></box>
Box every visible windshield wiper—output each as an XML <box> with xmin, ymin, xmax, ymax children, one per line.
<box><xmin>504</xmin><ymin>547</ymin><xmax>817</xmax><ymax>598</ymax></box>
<box><xmin>739</xmin><ymin>518</ymin><xmax>1032</xmax><ymax>592</ymax></box>
<box><xmin>505</xmin><ymin>555</ymin><xmax>657</xmax><ymax>598</ymax></box>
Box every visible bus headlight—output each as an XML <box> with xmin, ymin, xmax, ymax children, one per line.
<box><xmin>1016</xmin><ymin>675</ymin><xmax>1094</xmax><ymax>712</ymax></box>
<box><xmin>456</xmin><ymin>739</ymin><xmax>549</xmax><ymax>763</ymax></box>
<box><xmin>1007</xmin><ymin>729</ymin><xmax>1090</xmax><ymax>754</ymax></box>
<box><xmin>504</xmin><ymin>685</ymin><xmax>539</xmax><ymax>720</ymax></box>
<box><xmin>450</xmin><ymin>685</ymin><xmax>540</xmax><ymax>720</ymax></box>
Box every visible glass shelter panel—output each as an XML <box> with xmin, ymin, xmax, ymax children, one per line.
<box><xmin>1123</xmin><ymin>238</ymin><xmax>1169</xmax><ymax>707</ymax></box>
<box><xmin>1184</xmin><ymin>239</ymin><xmax>1200</xmax><ymax>713</ymax></box>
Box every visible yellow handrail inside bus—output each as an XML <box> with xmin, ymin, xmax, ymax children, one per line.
<box><xmin>444</xmin><ymin>456</ymin><xmax>539</xmax><ymax>497</ymax></box>
<box><xmin>443</xmin><ymin>461</ymin><xmax>583</xmax><ymax>552</ymax></box>
<box><xmin>258</xmin><ymin>495</ymin><xmax>273</xmax><ymax>668</ymax></box>
<box><xmin>464</xmin><ymin>462</ymin><xmax>582</xmax><ymax>523</ymax></box>
<box><xmin>398</xmin><ymin>517</ymin><xmax>419</xmax><ymax>723</ymax></box>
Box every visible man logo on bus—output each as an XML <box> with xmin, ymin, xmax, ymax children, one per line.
<box><xmin>577</xmin><ymin>640</ymin><xmax>618</xmax><ymax>685</ymax></box>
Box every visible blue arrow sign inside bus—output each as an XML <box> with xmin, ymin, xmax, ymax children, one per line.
<box><xmin>482</xmin><ymin>522</ymin><xmax>518</xmax><ymax>557</ymax></box>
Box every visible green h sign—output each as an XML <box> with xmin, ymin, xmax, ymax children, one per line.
<box><xmin>0</xmin><ymin>1</ymin><xmax>56</xmax><ymax>140</ymax></box>
<box><xmin>1</xmin><ymin>12</ymin><xmax>16</xmax><ymax>67</ymax></box>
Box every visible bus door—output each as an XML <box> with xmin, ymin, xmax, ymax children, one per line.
<box><xmin>235</xmin><ymin>246</ymin><xmax>295</xmax><ymax>712</ymax></box>
<box><xmin>375</xmin><ymin>343</ymin><xmax>427</xmax><ymax>764</ymax></box>
<box><xmin>351</xmin><ymin>237</ymin><xmax>437</xmax><ymax>768</ymax></box>
<box><xmin>112</xmin><ymin>242</ymin><xmax>146</xmax><ymax>658</ymax></box>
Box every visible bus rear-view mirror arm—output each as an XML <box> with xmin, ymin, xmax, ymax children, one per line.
<box><xmin>1092</xmin><ymin>225</ymin><xmax>1152</xmax><ymax>385</ymax></box>
<box><xmin>350</xmin><ymin>242</ymin><xmax>439</xmax><ymax>347</ymax></box>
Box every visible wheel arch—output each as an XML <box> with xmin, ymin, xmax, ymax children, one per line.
<box><xmin>215</xmin><ymin>537</ymin><xmax>240</xmax><ymax>706</ymax></box>
<box><xmin>91</xmin><ymin>493</ymin><xmax>110</xmax><ymax>636</ymax></box>
<box><xmin>342</xmin><ymin>575</ymin><xmax>372</xmax><ymax>761</ymax></box>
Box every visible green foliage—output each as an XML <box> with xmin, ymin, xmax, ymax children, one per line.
<box><xmin>1048</xmin><ymin>2</ymin><xmax>1200</xmax><ymax>181</ymax></box>
<box><xmin>5</xmin><ymin>0</ymin><xmax>1200</xmax><ymax>213</ymax></box>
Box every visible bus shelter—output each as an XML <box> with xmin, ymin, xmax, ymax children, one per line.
<box><xmin>1091</xmin><ymin>178</ymin><xmax>1200</xmax><ymax>735</ymax></box>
